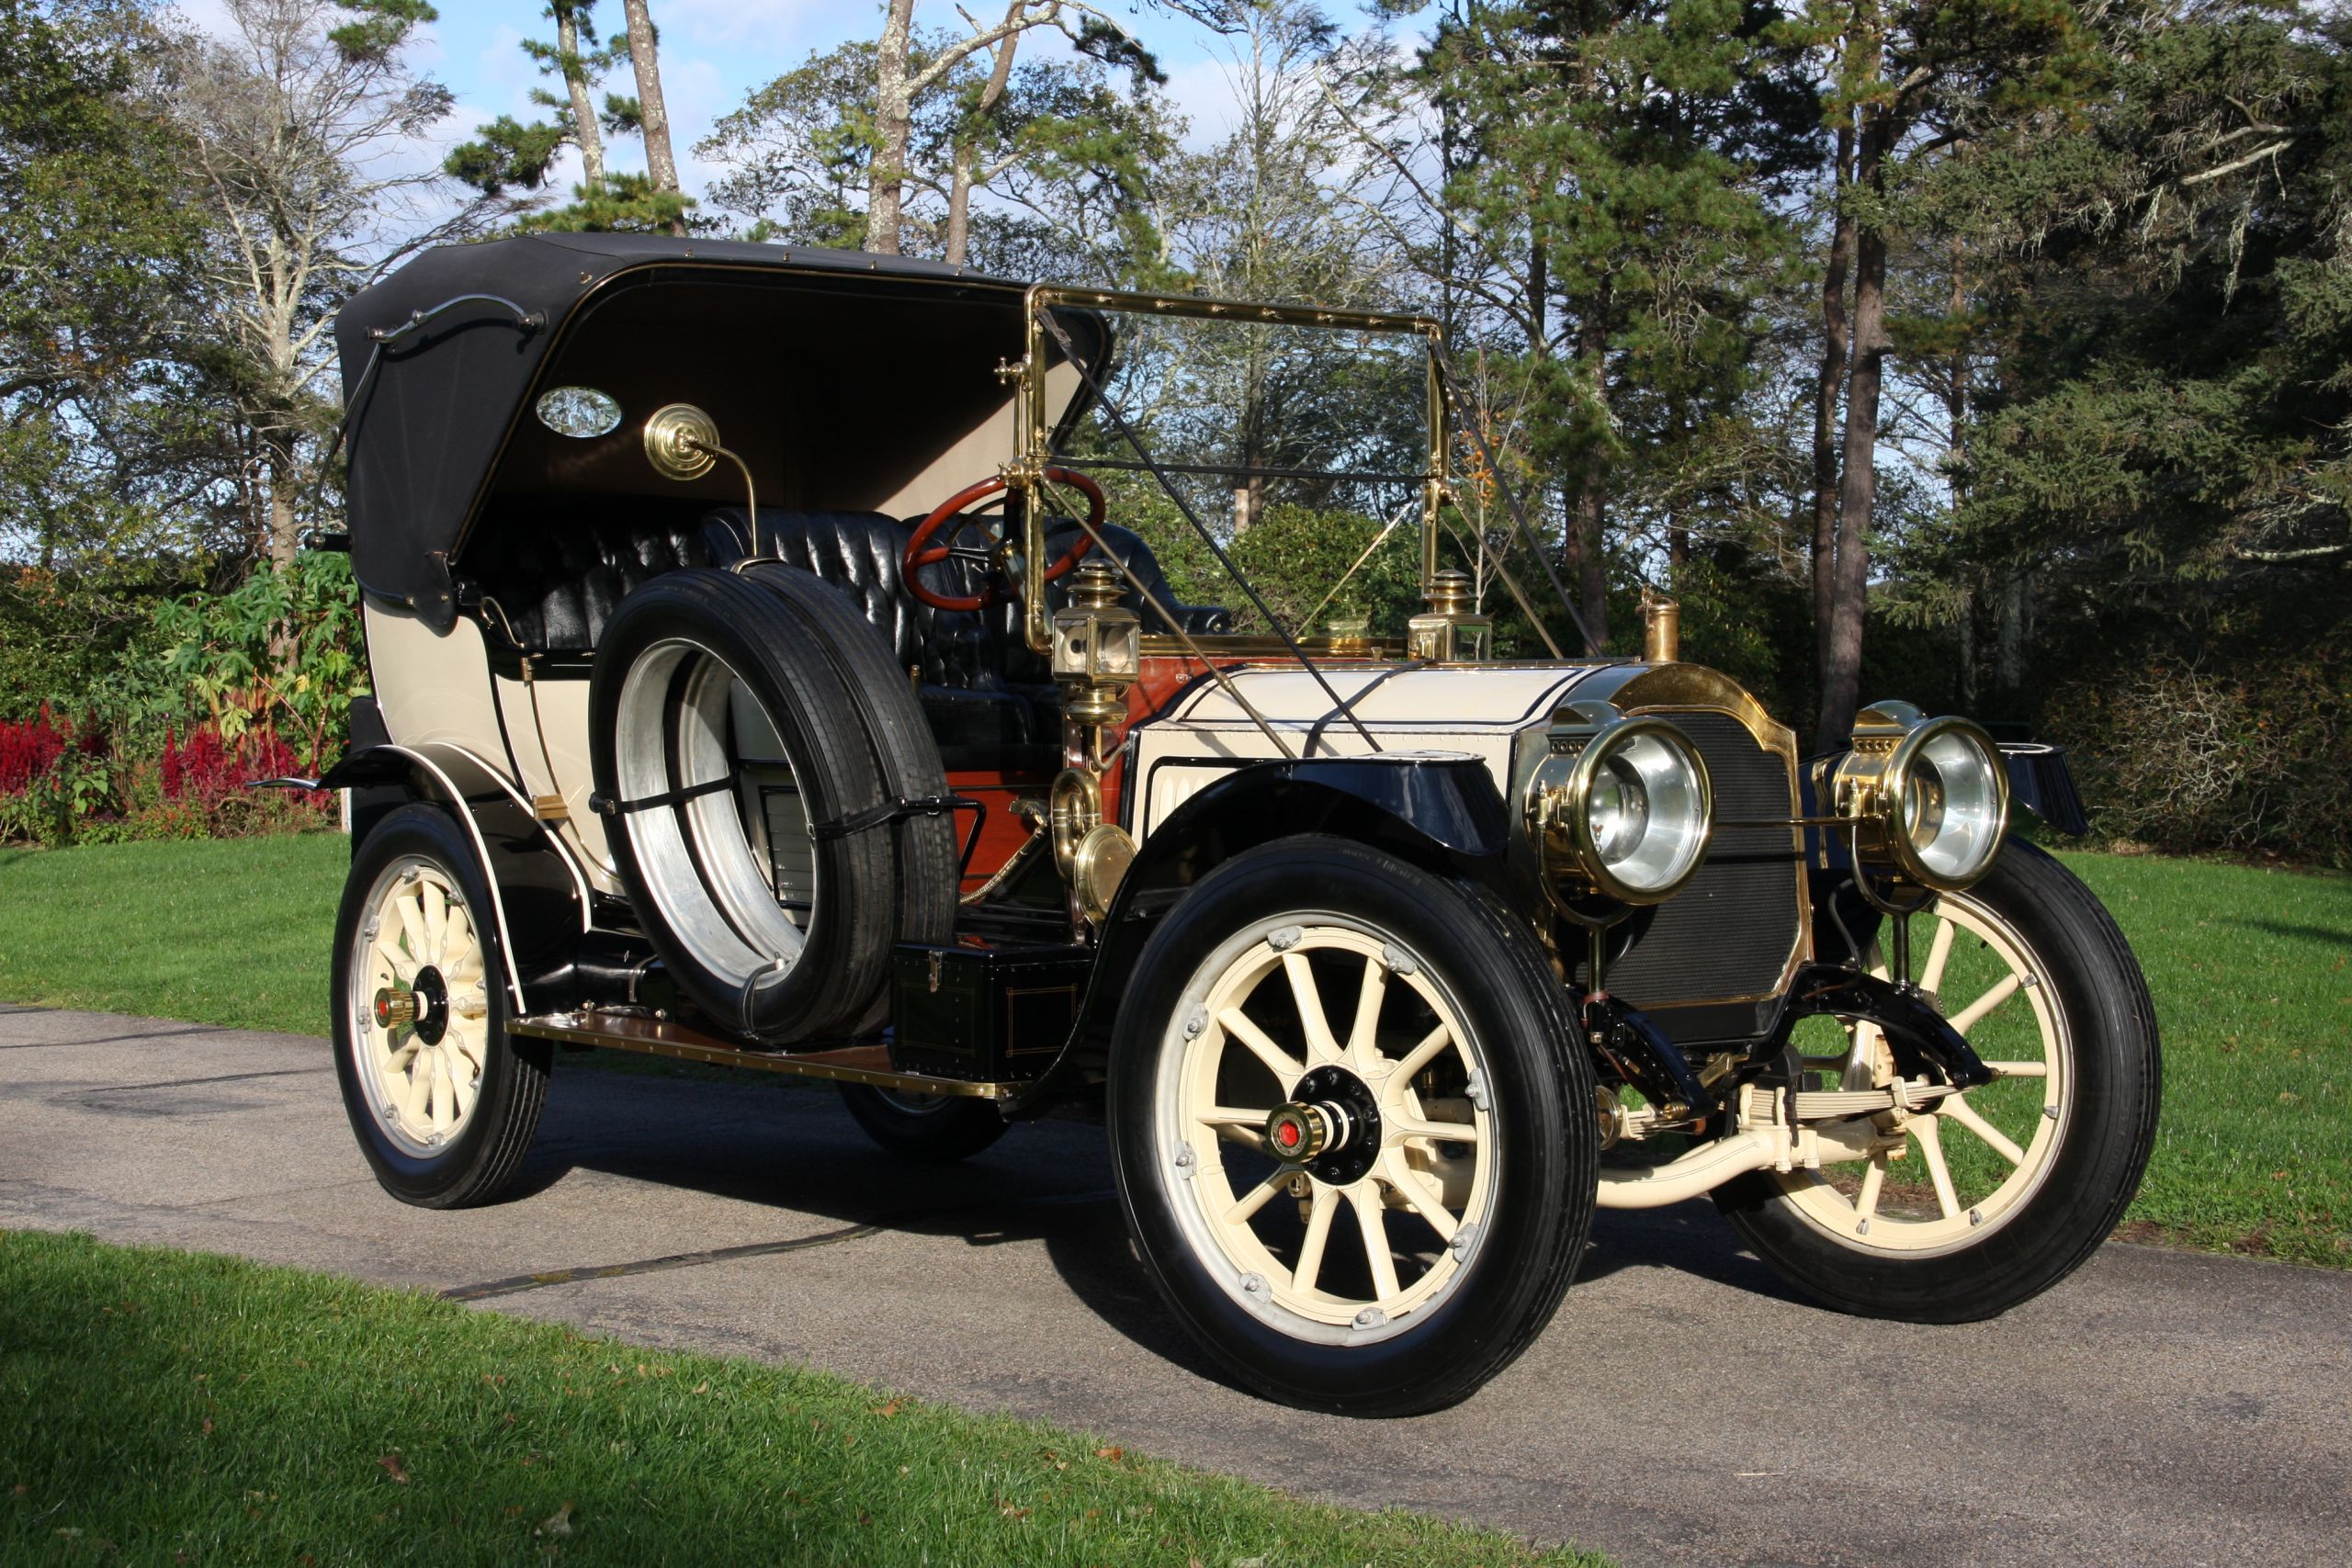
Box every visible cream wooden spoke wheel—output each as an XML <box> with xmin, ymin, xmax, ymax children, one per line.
<box><xmin>351</xmin><ymin>856</ymin><xmax>492</xmax><ymax>1153</ymax></box>
<box><xmin>1773</xmin><ymin>886</ymin><xmax>2069</xmax><ymax>1253</ymax></box>
<box><xmin>1169</xmin><ymin>924</ymin><xmax>1495</xmax><ymax>1339</ymax></box>
<box><xmin>1110</xmin><ymin>836</ymin><xmax>1594</xmax><ymax>1416</ymax></box>
<box><xmin>331</xmin><ymin>805</ymin><xmax>548</xmax><ymax>1210</ymax></box>
<box><xmin>1718</xmin><ymin>842</ymin><xmax>2161</xmax><ymax>1322</ymax></box>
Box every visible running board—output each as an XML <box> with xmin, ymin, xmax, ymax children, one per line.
<box><xmin>506</xmin><ymin>1010</ymin><xmax>1019</xmax><ymax>1100</ymax></box>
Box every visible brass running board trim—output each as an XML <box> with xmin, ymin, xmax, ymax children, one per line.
<box><xmin>506</xmin><ymin>1010</ymin><xmax>1018</xmax><ymax>1100</ymax></box>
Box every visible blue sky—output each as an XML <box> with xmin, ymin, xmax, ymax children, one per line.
<box><xmin>179</xmin><ymin>1</ymin><xmax>1283</xmax><ymax>213</ymax></box>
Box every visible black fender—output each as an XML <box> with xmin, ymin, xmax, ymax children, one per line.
<box><xmin>314</xmin><ymin>741</ymin><xmax>591</xmax><ymax>1012</ymax></box>
<box><xmin>1007</xmin><ymin>752</ymin><xmax>1512</xmax><ymax>1114</ymax></box>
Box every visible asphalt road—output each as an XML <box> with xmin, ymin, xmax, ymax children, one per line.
<box><xmin>4</xmin><ymin>1002</ymin><xmax>2346</xmax><ymax>1568</ymax></box>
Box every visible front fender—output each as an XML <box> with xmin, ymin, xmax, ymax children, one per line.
<box><xmin>1007</xmin><ymin>753</ymin><xmax>1513</xmax><ymax>1114</ymax></box>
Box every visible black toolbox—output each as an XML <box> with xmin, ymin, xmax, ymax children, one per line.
<box><xmin>888</xmin><ymin>942</ymin><xmax>1091</xmax><ymax>1080</ymax></box>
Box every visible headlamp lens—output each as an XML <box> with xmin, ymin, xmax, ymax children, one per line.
<box><xmin>1903</xmin><ymin>725</ymin><xmax>2004</xmax><ymax>884</ymax></box>
<box><xmin>1585</xmin><ymin>727</ymin><xmax>1709</xmax><ymax>898</ymax></box>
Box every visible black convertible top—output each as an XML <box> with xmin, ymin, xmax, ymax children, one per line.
<box><xmin>334</xmin><ymin>233</ymin><xmax>1035</xmax><ymax>627</ymax></box>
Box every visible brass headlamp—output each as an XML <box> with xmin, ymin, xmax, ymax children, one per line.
<box><xmin>1522</xmin><ymin>703</ymin><xmax>1714</xmax><ymax>917</ymax></box>
<box><xmin>1829</xmin><ymin>701</ymin><xmax>2010</xmax><ymax>893</ymax></box>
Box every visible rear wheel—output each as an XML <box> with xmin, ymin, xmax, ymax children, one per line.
<box><xmin>837</xmin><ymin>1084</ymin><xmax>1008</xmax><ymax>1163</ymax></box>
<box><xmin>1716</xmin><ymin>841</ymin><xmax>2160</xmax><ymax>1320</ymax></box>
<box><xmin>1109</xmin><ymin>837</ymin><xmax>1594</xmax><ymax>1416</ymax></box>
<box><xmin>333</xmin><ymin>805</ymin><xmax>548</xmax><ymax>1208</ymax></box>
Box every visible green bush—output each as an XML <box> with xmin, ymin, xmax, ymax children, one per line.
<box><xmin>2043</xmin><ymin>644</ymin><xmax>2352</xmax><ymax>868</ymax></box>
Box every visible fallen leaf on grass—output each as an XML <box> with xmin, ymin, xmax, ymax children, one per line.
<box><xmin>869</xmin><ymin>1399</ymin><xmax>903</xmax><ymax>1417</ymax></box>
<box><xmin>378</xmin><ymin>1453</ymin><xmax>410</xmax><ymax>1484</ymax></box>
<box><xmin>537</xmin><ymin>1501</ymin><xmax>575</xmax><ymax>1539</ymax></box>
<box><xmin>996</xmin><ymin>1497</ymin><xmax>1031</xmax><ymax>1520</ymax></box>
<box><xmin>200</xmin><ymin>1419</ymin><xmax>213</xmax><ymax>1436</ymax></box>
<box><xmin>690</xmin><ymin>1382</ymin><xmax>709</xmax><ymax>1395</ymax></box>
<box><xmin>1093</xmin><ymin>1447</ymin><xmax>1123</xmax><ymax>1463</ymax></box>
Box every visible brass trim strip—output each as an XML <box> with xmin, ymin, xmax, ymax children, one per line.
<box><xmin>507</xmin><ymin>1011</ymin><xmax>1016</xmax><ymax>1100</ymax></box>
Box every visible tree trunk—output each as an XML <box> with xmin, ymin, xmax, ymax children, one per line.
<box><xmin>556</xmin><ymin>1</ymin><xmax>605</xmax><ymax>186</ymax></box>
<box><xmin>868</xmin><ymin>0</ymin><xmax>919</xmax><ymax>255</ymax></box>
<box><xmin>266</xmin><ymin>434</ymin><xmax>300</xmax><ymax>573</ymax></box>
<box><xmin>619</xmin><ymin>0</ymin><xmax>683</xmax><ymax>235</ymax></box>
<box><xmin>1811</xmin><ymin>121</ymin><xmax>1856</xmax><ymax>680</ymax></box>
<box><xmin>1815</xmin><ymin>107</ymin><xmax>1892</xmax><ymax>750</ymax></box>
<box><xmin>944</xmin><ymin>18</ymin><xmax>1022</xmax><ymax>268</ymax></box>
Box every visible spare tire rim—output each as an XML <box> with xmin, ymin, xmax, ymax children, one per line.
<box><xmin>350</xmin><ymin>857</ymin><xmax>490</xmax><ymax>1153</ymax></box>
<box><xmin>613</xmin><ymin>637</ymin><xmax>815</xmax><ymax>992</ymax></box>
<box><xmin>1772</xmin><ymin>887</ymin><xmax>2074</xmax><ymax>1254</ymax></box>
<box><xmin>1159</xmin><ymin>921</ymin><xmax>1496</xmax><ymax>1345</ymax></box>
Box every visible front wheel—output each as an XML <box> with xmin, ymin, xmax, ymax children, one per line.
<box><xmin>1109</xmin><ymin>837</ymin><xmax>1596</xmax><ymax>1416</ymax></box>
<box><xmin>332</xmin><ymin>805</ymin><xmax>549</xmax><ymax>1209</ymax></box>
<box><xmin>1716</xmin><ymin>840</ymin><xmax>2161</xmax><ymax>1320</ymax></box>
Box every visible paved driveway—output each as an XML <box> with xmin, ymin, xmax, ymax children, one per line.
<box><xmin>3</xmin><ymin>1002</ymin><xmax>2346</xmax><ymax>1567</ymax></box>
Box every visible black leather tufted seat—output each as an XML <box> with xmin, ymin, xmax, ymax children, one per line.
<box><xmin>463</xmin><ymin>507</ymin><xmax>716</xmax><ymax>649</ymax></box>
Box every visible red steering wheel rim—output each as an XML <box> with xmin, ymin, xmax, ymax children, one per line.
<box><xmin>902</xmin><ymin>467</ymin><xmax>1106</xmax><ymax>613</ymax></box>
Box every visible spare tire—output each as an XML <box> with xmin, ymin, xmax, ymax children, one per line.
<box><xmin>588</xmin><ymin>569</ymin><xmax>941</xmax><ymax>1043</ymax></box>
<box><xmin>739</xmin><ymin>564</ymin><xmax>959</xmax><ymax>958</ymax></box>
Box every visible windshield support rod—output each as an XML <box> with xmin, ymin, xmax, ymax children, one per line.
<box><xmin>1429</xmin><ymin>343</ymin><xmax>1602</xmax><ymax>656</ymax></box>
<box><xmin>1034</xmin><ymin>309</ymin><xmax>1382</xmax><ymax>756</ymax></box>
<box><xmin>1046</xmin><ymin>456</ymin><xmax>1433</xmax><ymax>487</ymax></box>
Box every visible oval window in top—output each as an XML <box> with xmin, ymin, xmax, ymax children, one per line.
<box><xmin>535</xmin><ymin>386</ymin><xmax>623</xmax><ymax>439</ymax></box>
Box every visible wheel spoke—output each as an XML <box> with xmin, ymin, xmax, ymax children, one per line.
<box><xmin>392</xmin><ymin>891</ymin><xmax>428</xmax><ymax>962</ymax></box>
<box><xmin>1223</xmin><ymin>1168</ymin><xmax>1289</xmax><ymax>1227</ymax></box>
<box><xmin>1283</xmin><ymin>953</ymin><xmax>1340</xmax><ymax>1064</ymax></box>
<box><xmin>1941</xmin><ymin>1096</ymin><xmax>2026</xmax><ymax>1166</ymax></box>
<box><xmin>1391</xmin><ymin>1114</ymin><xmax>1480</xmax><ymax>1147</ymax></box>
<box><xmin>1389</xmin><ymin>1023</ymin><xmax>1453</xmax><ymax>1089</ymax></box>
<box><xmin>1350</xmin><ymin>1185</ymin><xmax>1402</xmax><ymax>1303</ymax></box>
<box><xmin>1345</xmin><ymin>953</ymin><xmax>1387</xmax><ymax>1067</ymax></box>
<box><xmin>1947</xmin><ymin>972</ymin><xmax>2022</xmax><ymax>1036</ymax></box>
<box><xmin>1854</xmin><ymin>1154</ymin><xmax>1886</xmax><ymax>1224</ymax></box>
<box><xmin>1198</xmin><ymin>1106</ymin><xmax>1271</xmax><ymax>1128</ymax></box>
<box><xmin>1980</xmin><ymin>1060</ymin><xmax>2048</xmax><ymax>1078</ymax></box>
<box><xmin>1292</xmin><ymin>1183</ymin><xmax>1337</xmax><ymax>1294</ymax></box>
<box><xmin>1218</xmin><ymin>1008</ymin><xmax>1304</xmax><ymax>1087</ymax></box>
<box><xmin>401</xmin><ymin>1057</ymin><xmax>434</xmax><ymax>1125</ymax></box>
<box><xmin>428</xmin><ymin>1049</ymin><xmax>456</xmax><ymax>1135</ymax></box>
<box><xmin>1919</xmin><ymin>916</ymin><xmax>1957</xmax><ymax>993</ymax></box>
<box><xmin>370</xmin><ymin>937</ymin><xmax>414</xmax><ymax>985</ymax></box>
<box><xmin>449</xmin><ymin>1055</ymin><xmax>478</xmax><ymax>1120</ymax></box>
<box><xmin>1380</xmin><ymin>1152</ymin><xmax>1459</xmax><ymax>1244</ymax></box>
<box><xmin>421</xmin><ymin>880</ymin><xmax>447</xmax><ymax>964</ymax></box>
<box><xmin>1913</xmin><ymin>1116</ymin><xmax>1962</xmax><ymax>1220</ymax></box>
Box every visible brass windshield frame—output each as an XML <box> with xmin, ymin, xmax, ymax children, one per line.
<box><xmin>1018</xmin><ymin>284</ymin><xmax>1449</xmax><ymax>655</ymax></box>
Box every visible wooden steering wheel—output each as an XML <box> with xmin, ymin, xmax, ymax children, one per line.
<box><xmin>903</xmin><ymin>468</ymin><xmax>1105</xmax><ymax>613</ymax></box>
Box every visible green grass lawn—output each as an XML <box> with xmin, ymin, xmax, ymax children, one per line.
<box><xmin>0</xmin><ymin>833</ymin><xmax>2346</xmax><ymax>1264</ymax></box>
<box><xmin>0</xmin><ymin>832</ymin><xmax>350</xmax><ymax>1036</ymax></box>
<box><xmin>0</xmin><ymin>1229</ymin><xmax>1601</xmax><ymax>1567</ymax></box>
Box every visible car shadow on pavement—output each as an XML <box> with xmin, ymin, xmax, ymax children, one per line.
<box><xmin>494</xmin><ymin>1060</ymin><xmax>1807</xmax><ymax>1385</ymax></box>
<box><xmin>505</xmin><ymin>1061</ymin><xmax>1248</xmax><ymax>1389</ymax></box>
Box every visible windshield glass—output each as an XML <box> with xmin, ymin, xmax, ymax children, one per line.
<box><xmin>1040</xmin><ymin>301</ymin><xmax>1437</xmax><ymax>643</ymax></box>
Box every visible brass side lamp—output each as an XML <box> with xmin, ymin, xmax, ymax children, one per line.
<box><xmin>1050</xmin><ymin>559</ymin><xmax>1141</xmax><ymax>727</ymax></box>
<box><xmin>1408</xmin><ymin>569</ymin><xmax>1491</xmax><ymax>662</ymax></box>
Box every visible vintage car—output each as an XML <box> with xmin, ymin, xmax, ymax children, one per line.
<box><xmin>301</xmin><ymin>232</ymin><xmax>2159</xmax><ymax>1416</ymax></box>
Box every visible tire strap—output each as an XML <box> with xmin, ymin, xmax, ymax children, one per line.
<box><xmin>587</xmin><ymin>777</ymin><xmax>736</xmax><ymax>817</ymax></box>
<box><xmin>808</xmin><ymin>794</ymin><xmax>983</xmax><ymax>844</ymax></box>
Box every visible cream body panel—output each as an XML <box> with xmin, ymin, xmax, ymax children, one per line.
<box><xmin>365</xmin><ymin>604</ymin><xmax>505</xmax><ymax>753</ymax></box>
<box><xmin>1130</xmin><ymin>663</ymin><xmax>1607</xmax><ymax>841</ymax></box>
<box><xmin>492</xmin><ymin>672</ymin><xmax>624</xmax><ymax>894</ymax></box>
